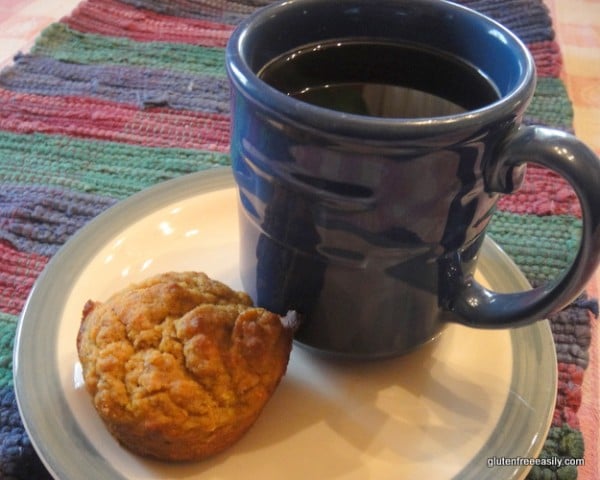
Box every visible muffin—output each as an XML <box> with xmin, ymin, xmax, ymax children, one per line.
<box><xmin>76</xmin><ymin>271</ymin><xmax>294</xmax><ymax>461</ymax></box>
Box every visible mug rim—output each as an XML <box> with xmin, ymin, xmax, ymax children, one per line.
<box><xmin>226</xmin><ymin>0</ymin><xmax>537</xmax><ymax>140</ymax></box>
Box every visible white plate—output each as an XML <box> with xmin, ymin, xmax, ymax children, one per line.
<box><xmin>14</xmin><ymin>167</ymin><xmax>556</xmax><ymax>480</ymax></box>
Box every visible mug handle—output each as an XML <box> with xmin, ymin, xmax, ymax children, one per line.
<box><xmin>442</xmin><ymin>125</ymin><xmax>600</xmax><ymax>327</ymax></box>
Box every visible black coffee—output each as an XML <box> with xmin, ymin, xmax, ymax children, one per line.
<box><xmin>258</xmin><ymin>40</ymin><xmax>500</xmax><ymax>118</ymax></box>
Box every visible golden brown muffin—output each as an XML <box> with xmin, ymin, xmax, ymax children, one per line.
<box><xmin>76</xmin><ymin>271</ymin><xmax>293</xmax><ymax>461</ymax></box>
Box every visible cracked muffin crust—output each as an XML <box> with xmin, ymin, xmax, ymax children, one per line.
<box><xmin>76</xmin><ymin>271</ymin><xmax>293</xmax><ymax>461</ymax></box>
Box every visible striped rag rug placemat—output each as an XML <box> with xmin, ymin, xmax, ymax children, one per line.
<box><xmin>0</xmin><ymin>0</ymin><xmax>596</xmax><ymax>478</ymax></box>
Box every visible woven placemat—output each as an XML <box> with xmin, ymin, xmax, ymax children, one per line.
<box><xmin>0</xmin><ymin>0</ymin><xmax>595</xmax><ymax>478</ymax></box>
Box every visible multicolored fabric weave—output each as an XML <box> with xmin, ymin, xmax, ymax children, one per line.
<box><xmin>0</xmin><ymin>0</ymin><xmax>595</xmax><ymax>478</ymax></box>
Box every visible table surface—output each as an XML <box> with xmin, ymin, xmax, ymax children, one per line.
<box><xmin>0</xmin><ymin>0</ymin><xmax>598</xmax><ymax>478</ymax></box>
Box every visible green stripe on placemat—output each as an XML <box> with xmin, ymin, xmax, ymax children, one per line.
<box><xmin>0</xmin><ymin>131</ymin><xmax>229</xmax><ymax>198</ymax></box>
<box><xmin>31</xmin><ymin>23</ymin><xmax>226</xmax><ymax>76</ymax></box>
<box><xmin>488</xmin><ymin>211</ymin><xmax>581</xmax><ymax>284</ymax></box>
<box><xmin>526</xmin><ymin>77</ymin><xmax>574</xmax><ymax>129</ymax></box>
<box><xmin>0</xmin><ymin>313</ymin><xmax>16</xmax><ymax>389</ymax></box>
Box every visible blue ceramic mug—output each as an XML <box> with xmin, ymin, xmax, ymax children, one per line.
<box><xmin>226</xmin><ymin>0</ymin><xmax>600</xmax><ymax>358</ymax></box>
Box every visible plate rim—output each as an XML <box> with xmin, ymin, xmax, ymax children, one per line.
<box><xmin>13</xmin><ymin>166</ymin><xmax>557</xmax><ymax>480</ymax></box>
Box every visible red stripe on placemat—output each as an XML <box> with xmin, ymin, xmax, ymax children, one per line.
<box><xmin>61</xmin><ymin>0</ymin><xmax>233</xmax><ymax>47</ymax></box>
<box><xmin>0</xmin><ymin>241</ymin><xmax>48</xmax><ymax>315</ymax></box>
<box><xmin>0</xmin><ymin>88</ymin><xmax>230</xmax><ymax>151</ymax></box>
<box><xmin>497</xmin><ymin>164</ymin><xmax>581</xmax><ymax>217</ymax></box>
<box><xmin>553</xmin><ymin>362</ymin><xmax>584</xmax><ymax>428</ymax></box>
<box><xmin>529</xmin><ymin>40</ymin><xmax>563</xmax><ymax>77</ymax></box>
